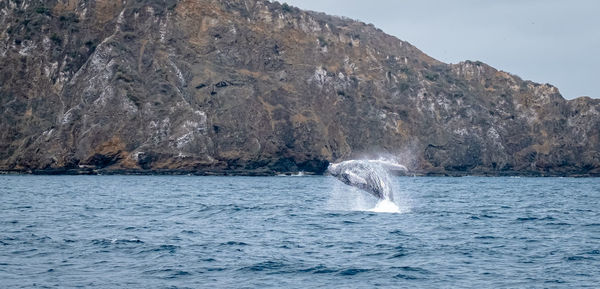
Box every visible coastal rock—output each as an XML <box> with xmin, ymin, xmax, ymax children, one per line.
<box><xmin>0</xmin><ymin>0</ymin><xmax>598</xmax><ymax>176</ymax></box>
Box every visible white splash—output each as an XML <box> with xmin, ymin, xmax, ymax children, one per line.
<box><xmin>276</xmin><ymin>171</ymin><xmax>306</xmax><ymax>177</ymax></box>
<box><xmin>369</xmin><ymin>200</ymin><xmax>401</xmax><ymax>213</ymax></box>
<box><xmin>327</xmin><ymin>185</ymin><xmax>409</xmax><ymax>214</ymax></box>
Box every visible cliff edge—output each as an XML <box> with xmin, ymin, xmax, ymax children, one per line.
<box><xmin>1</xmin><ymin>0</ymin><xmax>598</xmax><ymax>176</ymax></box>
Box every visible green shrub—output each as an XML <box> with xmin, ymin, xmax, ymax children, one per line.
<box><xmin>35</xmin><ymin>7</ymin><xmax>51</xmax><ymax>16</ymax></box>
<box><xmin>424</xmin><ymin>72</ymin><xmax>439</xmax><ymax>81</ymax></box>
<box><xmin>59</xmin><ymin>12</ymin><xmax>79</xmax><ymax>23</ymax></box>
<box><xmin>282</xmin><ymin>3</ymin><xmax>292</xmax><ymax>13</ymax></box>
<box><xmin>50</xmin><ymin>34</ymin><xmax>62</xmax><ymax>45</ymax></box>
<box><xmin>317</xmin><ymin>36</ymin><xmax>327</xmax><ymax>47</ymax></box>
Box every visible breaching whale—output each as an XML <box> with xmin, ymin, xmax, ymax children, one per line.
<box><xmin>327</xmin><ymin>160</ymin><xmax>407</xmax><ymax>201</ymax></box>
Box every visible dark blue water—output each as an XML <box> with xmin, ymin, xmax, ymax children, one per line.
<box><xmin>1</xmin><ymin>176</ymin><xmax>599</xmax><ymax>288</ymax></box>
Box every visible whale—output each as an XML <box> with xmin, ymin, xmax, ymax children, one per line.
<box><xmin>327</xmin><ymin>160</ymin><xmax>407</xmax><ymax>201</ymax></box>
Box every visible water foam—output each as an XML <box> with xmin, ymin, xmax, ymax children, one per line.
<box><xmin>369</xmin><ymin>200</ymin><xmax>401</xmax><ymax>213</ymax></box>
<box><xmin>327</xmin><ymin>186</ymin><xmax>408</xmax><ymax>214</ymax></box>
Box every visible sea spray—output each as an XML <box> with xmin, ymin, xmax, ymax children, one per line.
<box><xmin>369</xmin><ymin>199</ymin><xmax>402</xmax><ymax>213</ymax></box>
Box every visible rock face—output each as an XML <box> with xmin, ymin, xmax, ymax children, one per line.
<box><xmin>1</xmin><ymin>0</ymin><xmax>599</xmax><ymax>176</ymax></box>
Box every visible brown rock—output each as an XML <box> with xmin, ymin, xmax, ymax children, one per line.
<box><xmin>0</xmin><ymin>0</ymin><xmax>598</xmax><ymax>176</ymax></box>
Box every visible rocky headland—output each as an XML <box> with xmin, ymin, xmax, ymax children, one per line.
<box><xmin>1</xmin><ymin>0</ymin><xmax>598</xmax><ymax>176</ymax></box>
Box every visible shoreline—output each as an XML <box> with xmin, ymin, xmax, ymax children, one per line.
<box><xmin>1</xmin><ymin>169</ymin><xmax>598</xmax><ymax>178</ymax></box>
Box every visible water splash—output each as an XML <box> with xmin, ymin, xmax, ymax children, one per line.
<box><xmin>277</xmin><ymin>171</ymin><xmax>306</xmax><ymax>177</ymax></box>
<box><xmin>369</xmin><ymin>199</ymin><xmax>401</xmax><ymax>213</ymax></box>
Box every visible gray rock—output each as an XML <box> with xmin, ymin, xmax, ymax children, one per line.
<box><xmin>0</xmin><ymin>0</ymin><xmax>598</xmax><ymax>176</ymax></box>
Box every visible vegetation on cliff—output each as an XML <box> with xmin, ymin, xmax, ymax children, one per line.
<box><xmin>0</xmin><ymin>0</ymin><xmax>598</xmax><ymax>176</ymax></box>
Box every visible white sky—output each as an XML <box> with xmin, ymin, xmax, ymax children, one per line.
<box><xmin>282</xmin><ymin>0</ymin><xmax>600</xmax><ymax>99</ymax></box>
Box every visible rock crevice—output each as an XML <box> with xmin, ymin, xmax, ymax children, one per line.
<box><xmin>0</xmin><ymin>0</ymin><xmax>598</xmax><ymax>176</ymax></box>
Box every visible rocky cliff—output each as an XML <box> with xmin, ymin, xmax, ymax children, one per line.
<box><xmin>1</xmin><ymin>0</ymin><xmax>599</xmax><ymax>176</ymax></box>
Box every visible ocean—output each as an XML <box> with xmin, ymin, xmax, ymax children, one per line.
<box><xmin>1</xmin><ymin>175</ymin><xmax>599</xmax><ymax>288</ymax></box>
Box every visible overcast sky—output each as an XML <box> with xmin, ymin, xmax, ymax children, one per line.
<box><xmin>282</xmin><ymin>0</ymin><xmax>599</xmax><ymax>99</ymax></box>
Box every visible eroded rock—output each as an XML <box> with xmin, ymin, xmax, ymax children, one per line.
<box><xmin>0</xmin><ymin>0</ymin><xmax>598</xmax><ymax>176</ymax></box>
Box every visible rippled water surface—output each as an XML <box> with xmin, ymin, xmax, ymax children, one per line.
<box><xmin>1</xmin><ymin>175</ymin><xmax>599</xmax><ymax>288</ymax></box>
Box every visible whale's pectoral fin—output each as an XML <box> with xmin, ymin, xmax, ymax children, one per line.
<box><xmin>366</xmin><ymin>160</ymin><xmax>408</xmax><ymax>172</ymax></box>
<box><xmin>342</xmin><ymin>171</ymin><xmax>368</xmax><ymax>186</ymax></box>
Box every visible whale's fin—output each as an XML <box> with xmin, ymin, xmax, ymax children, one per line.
<box><xmin>366</xmin><ymin>160</ymin><xmax>408</xmax><ymax>172</ymax></box>
<box><xmin>344</xmin><ymin>171</ymin><xmax>367</xmax><ymax>186</ymax></box>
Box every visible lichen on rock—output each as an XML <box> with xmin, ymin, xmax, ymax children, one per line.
<box><xmin>0</xmin><ymin>0</ymin><xmax>598</xmax><ymax>176</ymax></box>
